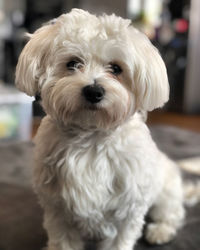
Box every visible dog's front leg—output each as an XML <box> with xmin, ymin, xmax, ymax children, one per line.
<box><xmin>43</xmin><ymin>207</ymin><xmax>84</xmax><ymax>250</ymax></box>
<box><xmin>145</xmin><ymin>161</ymin><xmax>185</xmax><ymax>245</ymax></box>
<box><xmin>98</xmin><ymin>218</ymin><xmax>144</xmax><ymax>250</ymax></box>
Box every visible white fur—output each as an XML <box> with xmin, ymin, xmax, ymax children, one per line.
<box><xmin>16</xmin><ymin>9</ymin><xmax>184</xmax><ymax>250</ymax></box>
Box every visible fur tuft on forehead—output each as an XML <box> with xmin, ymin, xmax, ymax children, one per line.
<box><xmin>56</xmin><ymin>9</ymin><xmax>131</xmax><ymax>42</ymax></box>
<box><xmin>57</xmin><ymin>9</ymin><xmax>99</xmax><ymax>41</ymax></box>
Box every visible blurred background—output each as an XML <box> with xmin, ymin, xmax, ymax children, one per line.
<box><xmin>0</xmin><ymin>0</ymin><xmax>200</xmax><ymax>141</ymax></box>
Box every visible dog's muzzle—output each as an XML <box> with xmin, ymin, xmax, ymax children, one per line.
<box><xmin>82</xmin><ymin>84</ymin><xmax>105</xmax><ymax>103</ymax></box>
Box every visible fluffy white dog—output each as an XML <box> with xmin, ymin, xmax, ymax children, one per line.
<box><xmin>16</xmin><ymin>9</ymin><xmax>185</xmax><ymax>250</ymax></box>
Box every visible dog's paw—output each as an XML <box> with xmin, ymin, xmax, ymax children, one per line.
<box><xmin>145</xmin><ymin>222</ymin><xmax>176</xmax><ymax>245</ymax></box>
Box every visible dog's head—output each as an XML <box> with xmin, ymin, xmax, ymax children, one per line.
<box><xmin>16</xmin><ymin>9</ymin><xmax>169</xmax><ymax>129</ymax></box>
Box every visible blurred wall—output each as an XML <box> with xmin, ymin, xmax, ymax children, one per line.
<box><xmin>78</xmin><ymin>0</ymin><xmax>127</xmax><ymax>17</ymax></box>
<box><xmin>2</xmin><ymin>0</ymin><xmax>25</xmax><ymax>13</ymax></box>
<box><xmin>184</xmin><ymin>0</ymin><xmax>200</xmax><ymax>113</ymax></box>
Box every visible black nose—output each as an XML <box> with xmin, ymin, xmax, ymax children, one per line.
<box><xmin>82</xmin><ymin>84</ymin><xmax>105</xmax><ymax>103</ymax></box>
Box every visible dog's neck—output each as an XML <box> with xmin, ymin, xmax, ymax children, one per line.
<box><xmin>50</xmin><ymin>117</ymin><xmax>111</xmax><ymax>138</ymax></box>
<box><xmin>47</xmin><ymin>111</ymin><xmax>143</xmax><ymax>139</ymax></box>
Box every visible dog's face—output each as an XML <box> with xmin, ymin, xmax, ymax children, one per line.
<box><xmin>16</xmin><ymin>9</ymin><xmax>169</xmax><ymax>129</ymax></box>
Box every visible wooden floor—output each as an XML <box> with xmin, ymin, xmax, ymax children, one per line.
<box><xmin>32</xmin><ymin>111</ymin><xmax>200</xmax><ymax>137</ymax></box>
<box><xmin>147</xmin><ymin>111</ymin><xmax>200</xmax><ymax>132</ymax></box>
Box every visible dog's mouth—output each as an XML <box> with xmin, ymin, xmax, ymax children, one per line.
<box><xmin>84</xmin><ymin>103</ymin><xmax>101</xmax><ymax>111</ymax></box>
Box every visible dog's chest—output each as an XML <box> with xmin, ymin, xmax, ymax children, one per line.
<box><xmin>54</xmin><ymin>129</ymin><xmax>157</xmax><ymax>227</ymax></box>
<box><xmin>56</xmin><ymin>134</ymin><xmax>139</xmax><ymax>238</ymax></box>
<box><xmin>60</xmin><ymin>135</ymin><xmax>127</xmax><ymax>215</ymax></box>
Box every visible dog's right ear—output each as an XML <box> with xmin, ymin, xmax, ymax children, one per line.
<box><xmin>15</xmin><ymin>22</ymin><xmax>58</xmax><ymax>96</ymax></box>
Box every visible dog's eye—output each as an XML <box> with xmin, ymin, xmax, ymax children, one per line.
<box><xmin>109</xmin><ymin>64</ymin><xmax>122</xmax><ymax>75</ymax></box>
<box><xmin>66</xmin><ymin>60</ymin><xmax>82</xmax><ymax>71</ymax></box>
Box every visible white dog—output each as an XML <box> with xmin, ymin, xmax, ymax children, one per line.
<box><xmin>15</xmin><ymin>9</ymin><xmax>185</xmax><ymax>250</ymax></box>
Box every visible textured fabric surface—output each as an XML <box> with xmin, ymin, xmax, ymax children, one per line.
<box><xmin>0</xmin><ymin>125</ymin><xmax>200</xmax><ymax>250</ymax></box>
<box><xmin>150</xmin><ymin>126</ymin><xmax>200</xmax><ymax>160</ymax></box>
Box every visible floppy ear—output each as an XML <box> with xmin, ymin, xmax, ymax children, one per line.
<box><xmin>15</xmin><ymin>22</ymin><xmax>58</xmax><ymax>96</ymax></box>
<box><xmin>129</xmin><ymin>27</ymin><xmax>169</xmax><ymax>111</ymax></box>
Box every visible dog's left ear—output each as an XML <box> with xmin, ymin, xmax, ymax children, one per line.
<box><xmin>128</xmin><ymin>27</ymin><xmax>169</xmax><ymax>111</ymax></box>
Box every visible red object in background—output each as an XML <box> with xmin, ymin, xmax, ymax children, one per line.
<box><xmin>175</xmin><ymin>19</ymin><xmax>189</xmax><ymax>33</ymax></box>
